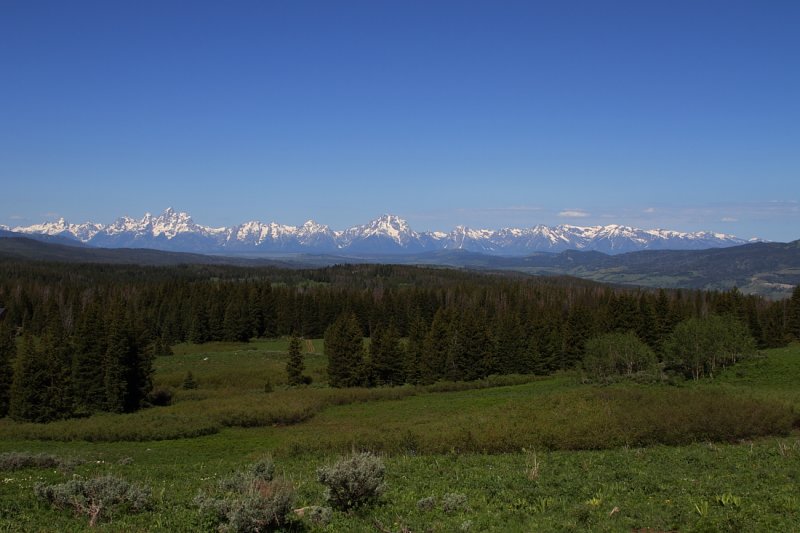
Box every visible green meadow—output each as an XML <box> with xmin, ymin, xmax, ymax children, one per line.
<box><xmin>1</xmin><ymin>341</ymin><xmax>799</xmax><ymax>532</ymax></box>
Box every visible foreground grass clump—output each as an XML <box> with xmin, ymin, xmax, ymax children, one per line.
<box><xmin>196</xmin><ymin>456</ymin><xmax>296</xmax><ymax>532</ymax></box>
<box><xmin>317</xmin><ymin>452</ymin><xmax>387</xmax><ymax>511</ymax></box>
<box><xmin>35</xmin><ymin>475</ymin><xmax>150</xmax><ymax>526</ymax></box>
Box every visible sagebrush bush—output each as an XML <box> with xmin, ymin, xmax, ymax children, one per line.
<box><xmin>417</xmin><ymin>496</ymin><xmax>436</xmax><ymax>511</ymax></box>
<box><xmin>218</xmin><ymin>456</ymin><xmax>275</xmax><ymax>493</ymax></box>
<box><xmin>197</xmin><ymin>457</ymin><xmax>296</xmax><ymax>532</ymax></box>
<box><xmin>35</xmin><ymin>475</ymin><xmax>150</xmax><ymax>526</ymax></box>
<box><xmin>442</xmin><ymin>493</ymin><xmax>469</xmax><ymax>513</ymax></box>
<box><xmin>316</xmin><ymin>452</ymin><xmax>386</xmax><ymax>510</ymax></box>
<box><xmin>0</xmin><ymin>452</ymin><xmax>81</xmax><ymax>471</ymax></box>
<box><xmin>303</xmin><ymin>505</ymin><xmax>333</xmax><ymax>525</ymax></box>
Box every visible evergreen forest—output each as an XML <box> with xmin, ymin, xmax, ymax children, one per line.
<box><xmin>1</xmin><ymin>260</ymin><xmax>799</xmax><ymax>423</ymax></box>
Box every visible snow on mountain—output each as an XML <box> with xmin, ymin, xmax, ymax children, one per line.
<box><xmin>341</xmin><ymin>214</ymin><xmax>419</xmax><ymax>246</ymax></box>
<box><xmin>11</xmin><ymin>208</ymin><xmax>754</xmax><ymax>255</ymax></box>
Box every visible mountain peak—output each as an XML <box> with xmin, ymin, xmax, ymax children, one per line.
<box><xmin>11</xmin><ymin>208</ymin><xmax>757</xmax><ymax>255</ymax></box>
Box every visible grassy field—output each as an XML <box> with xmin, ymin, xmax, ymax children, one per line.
<box><xmin>1</xmin><ymin>340</ymin><xmax>799</xmax><ymax>531</ymax></box>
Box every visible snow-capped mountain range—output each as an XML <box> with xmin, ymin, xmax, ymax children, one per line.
<box><xmin>5</xmin><ymin>208</ymin><xmax>755</xmax><ymax>255</ymax></box>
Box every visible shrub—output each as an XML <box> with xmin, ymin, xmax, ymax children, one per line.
<box><xmin>303</xmin><ymin>505</ymin><xmax>333</xmax><ymax>526</ymax></box>
<box><xmin>218</xmin><ymin>457</ymin><xmax>275</xmax><ymax>493</ymax></box>
<box><xmin>147</xmin><ymin>387</ymin><xmax>173</xmax><ymax>406</ymax></box>
<box><xmin>442</xmin><ymin>493</ymin><xmax>469</xmax><ymax>513</ymax></box>
<box><xmin>316</xmin><ymin>452</ymin><xmax>386</xmax><ymax>510</ymax></box>
<box><xmin>417</xmin><ymin>496</ymin><xmax>436</xmax><ymax>511</ymax></box>
<box><xmin>197</xmin><ymin>457</ymin><xmax>296</xmax><ymax>532</ymax></box>
<box><xmin>663</xmin><ymin>315</ymin><xmax>757</xmax><ymax>380</ymax></box>
<box><xmin>183</xmin><ymin>371</ymin><xmax>198</xmax><ymax>390</ymax></box>
<box><xmin>35</xmin><ymin>475</ymin><xmax>150</xmax><ymax>526</ymax></box>
<box><xmin>582</xmin><ymin>332</ymin><xmax>659</xmax><ymax>382</ymax></box>
<box><xmin>0</xmin><ymin>452</ymin><xmax>81</xmax><ymax>471</ymax></box>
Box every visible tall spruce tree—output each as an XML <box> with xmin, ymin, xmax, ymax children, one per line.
<box><xmin>286</xmin><ymin>335</ymin><xmax>305</xmax><ymax>386</ymax></box>
<box><xmin>71</xmin><ymin>302</ymin><xmax>108</xmax><ymax>413</ymax></box>
<box><xmin>40</xmin><ymin>324</ymin><xmax>74</xmax><ymax>420</ymax></box>
<box><xmin>403</xmin><ymin>313</ymin><xmax>427</xmax><ymax>384</ymax></box>
<box><xmin>8</xmin><ymin>335</ymin><xmax>49</xmax><ymax>422</ymax></box>
<box><xmin>369</xmin><ymin>323</ymin><xmax>404</xmax><ymax>386</ymax></box>
<box><xmin>104</xmin><ymin>309</ymin><xmax>131</xmax><ymax>413</ymax></box>
<box><xmin>223</xmin><ymin>298</ymin><xmax>251</xmax><ymax>342</ymax></box>
<box><xmin>189</xmin><ymin>300</ymin><xmax>210</xmax><ymax>344</ymax></box>
<box><xmin>420</xmin><ymin>309</ymin><xmax>452</xmax><ymax>384</ymax></box>
<box><xmin>787</xmin><ymin>285</ymin><xmax>800</xmax><ymax>340</ymax></box>
<box><xmin>494</xmin><ymin>314</ymin><xmax>525</xmax><ymax>374</ymax></box>
<box><xmin>324</xmin><ymin>312</ymin><xmax>365</xmax><ymax>387</ymax></box>
<box><xmin>0</xmin><ymin>323</ymin><xmax>16</xmax><ymax>417</ymax></box>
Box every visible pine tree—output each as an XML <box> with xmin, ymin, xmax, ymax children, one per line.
<box><xmin>286</xmin><ymin>335</ymin><xmax>305</xmax><ymax>386</ymax></box>
<box><xmin>8</xmin><ymin>335</ymin><xmax>49</xmax><ymax>422</ymax></box>
<box><xmin>369</xmin><ymin>324</ymin><xmax>404</xmax><ymax>386</ymax></box>
<box><xmin>787</xmin><ymin>285</ymin><xmax>800</xmax><ymax>340</ymax></box>
<box><xmin>324</xmin><ymin>312</ymin><xmax>365</xmax><ymax>387</ymax></box>
<box><xmin>450</xmin><ymin>312</ymin><xmax>493</xmax><ymax>380</ymax></box>
<box><xmin>223</xmin><ymin>297</ymin><xmax>251</xmax><ymax>342</ymax></box>
<box><xmin>39</xmin><ymin>324</ymin><xmax>74</xmax><ymax>420</ymax></box>
<box><xmin>71</xmin><ymin>302</ymin><xmax>108</xmax><ymax>413</ymax></box>
<box><xmin>654</xmin><ymin>288</ymin><xmax>671</xmax><ymax>343</ymax></box>
<box><xmin>420</xmin><ymin>309</ymin><xmax>452</xmax><ymax>384</ymax></box>
<box><xmin>610</xmin><ymin>294</ymin><xmax>640</xmax><ymax>333</ymax></box>
<box><xmin>260</xmin><ymin>285</ymin><xmax>278</xmax><ymax>338</ymax></box>
<box><xmin>104</xmin><ymin>310</ymin><xmax>131</xmax><ymax>413</ymax></box>
<box><xmin>636</xmin><ymin>297</ymin><xmax>659</xmax><ymax>349</ymax></box>
<box><xmin>494</xmin><ymin>314</ymin><xmax>525</xmax><ymax>374</ymax></box>
<box><xmin>0</xmin><ymin>324</ymin><xmax>16</xmax><ymax>417</ymax></box>
<box><xmin>189</xmin><ymin>300</ymin><xmax>210</xmax><ymax>344</ymax></box>
<box><xmin>563</xmin><ymin>306</ymin><xmax>596</xmax><ymax>368</ymax></box>
<box><xmin>761</xmin><ymin>304</ymin><xmax>788</xmax><ymax>349</ymax></box>
<box><xmin>403</xmin><ymin>313</ymin><xmax>427</xmax><ymax>384</ymax></box>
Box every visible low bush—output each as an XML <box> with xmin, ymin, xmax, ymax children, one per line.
<box><xmin>34</xmin><ymin>475</ymin><xmax>151</xmax><ymax>526</ymax></box>
<box><xmin>417</xmin><ymin>496</ymin><xmax>436</xmax><ymax>511</ymax></box>
<box><xmin>581</xmin><ymin>332</ymin><xmax>660</xmax><ymax>383</ymax></box>
<box><xmin>317</xmin><ymin>452</ymin><xmax>386</xmax><ymax>510</ymax></box>
<box><xmin>147</xmin><ymin>387</ymin><xmax>173</xmax><ymax>406</ymax></box>
<box><xmin>302</xmin><ymin>505</ymin><xmax>332</xmax><ymax>526</ymax></box>
<box><xmin>0</xmin><ymin>451</ymin><xmax>81</xmax><ymax>470</ymax></box>
<box><xmin>278</xmin><ymin>385</ymin><xmax>795</xmax><ymax>456</ymax></box>
<box><xmin>197</xmin><ymin>457</ymin><xmax>296</xmax><ymax>532</ymax></box>
<box><xmin>0</xmin><ymin>412</ymin><xmax>220</xmax><ymax>442</ymax></box>
<box><xmin>442</xmin><ymin>493</ymin><xmax>469</xmax><ymax>514</ymax></box>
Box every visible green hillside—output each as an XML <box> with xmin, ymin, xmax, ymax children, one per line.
<box><xmin>1</xmin><ymin>340</ymin><xmax>799</xmax><ymax>532</ymax></box>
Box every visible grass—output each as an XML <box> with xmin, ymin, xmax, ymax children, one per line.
<box><xmin>0</xmin><ymin>339</ymin><xmax>799</xmax><ymax>531</ymax></box>
<box><xmin>159</xmin><ymin>338</ymin><xmax>328</xmax><ymax>389</ymax></box>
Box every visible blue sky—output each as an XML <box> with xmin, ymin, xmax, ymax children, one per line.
<box><xmin>1</xmin><ymin>1</ymin><xmax>798</xmax><ymax>240</ymax></box>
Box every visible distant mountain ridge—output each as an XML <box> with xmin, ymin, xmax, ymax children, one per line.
<box><xmin>1</xmin><ymin>233</ymin><xmax>797</xmax><ymax>298</ymax></box>
<box><xmin>8</xmin><ymin>207</ymin><xmax>754</xmax><ymax>255</ymax></box>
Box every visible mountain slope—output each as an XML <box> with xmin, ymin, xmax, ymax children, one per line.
<box><xmin>384</xmin><ymin>241</ymin><xmax>800</xmax><ymax>298</ymax></box>
<box><xmin>2</xmin><ymin>234</ymin><xmax>796</xmax><ymax>297</ymax></box>
<box><xmin>0</xmin><ymin>237</ymin><xmax>298</xmax><ymax>268</ymax></box>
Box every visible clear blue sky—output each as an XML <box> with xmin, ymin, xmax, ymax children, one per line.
<box><xmin>1</xmin><ymin>1</ymin><xmax>798</xmax><ymax>240</ymax></box>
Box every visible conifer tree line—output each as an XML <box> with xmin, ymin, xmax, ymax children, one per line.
<box><xmin>0</xmin><ymin>261</ymin><xmax>798</xmax><ymax>414</ymax></box>
<box><xmin>0</xmin><ymin>299</ymin><xmax>152</xmax><ymax>422</ymax></box>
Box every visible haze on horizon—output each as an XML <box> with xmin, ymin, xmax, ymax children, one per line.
<box><xmin>1</xmin><ymin>1</ymin><xmax>798</xmax><ymax>242</ymax></box>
